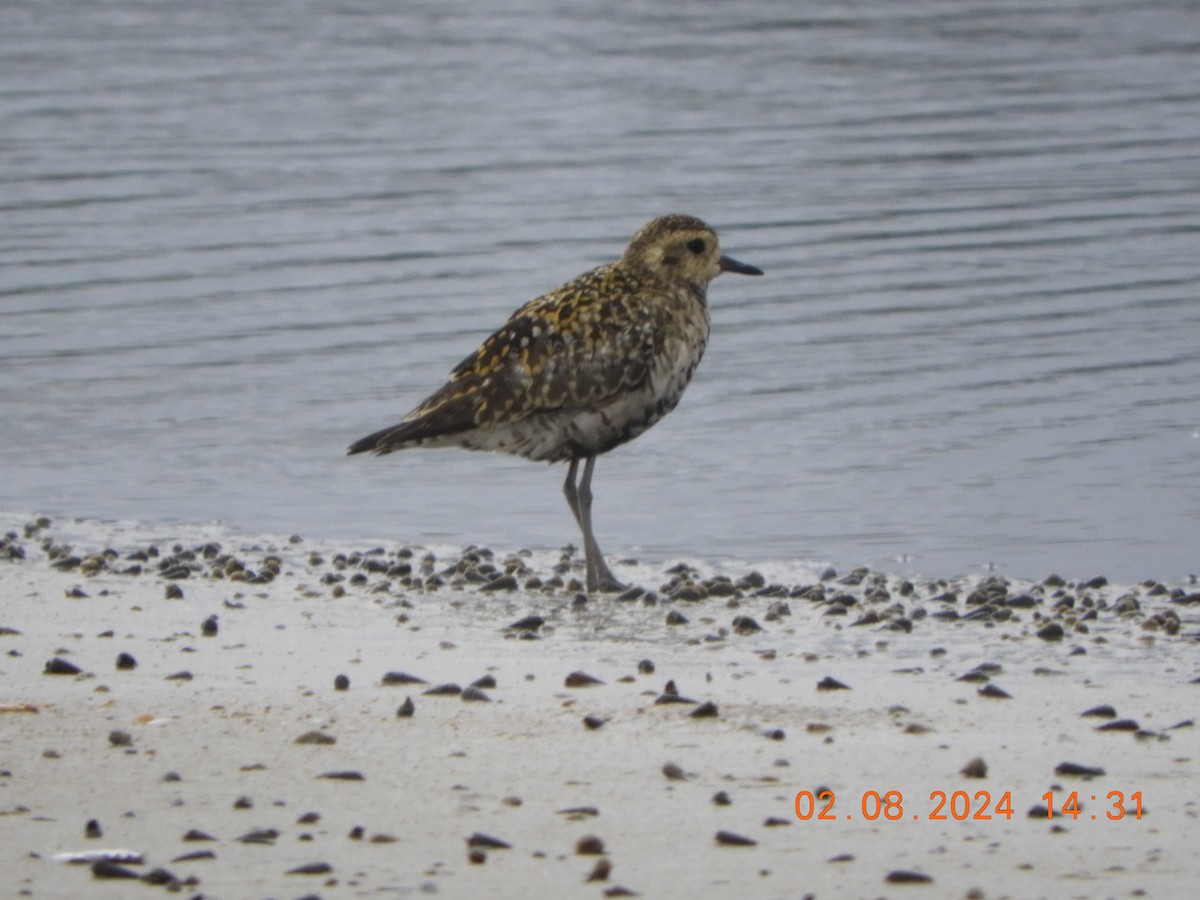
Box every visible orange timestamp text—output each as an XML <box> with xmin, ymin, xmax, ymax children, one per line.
<box><xmin>794</xmin><ymin>789</ymin><xmax>1144</xmax><ymax>822</ymax></box>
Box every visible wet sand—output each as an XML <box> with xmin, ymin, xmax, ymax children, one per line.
<box><xmin>1</xmin><ymin>512</ymin><xmax>1196</xmax><ymax>899</ymax></box>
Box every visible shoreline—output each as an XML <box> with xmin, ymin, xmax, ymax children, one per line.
<box><xmin>2</xmin><ymin>512</ymin><xmax>1196</xmax><ymax>898</ymax></box>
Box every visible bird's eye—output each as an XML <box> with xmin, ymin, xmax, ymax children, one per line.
<box><xmin>686</xmin><ymin>238</ymin><xmax>706</xmax><ymax>254</ymax></box>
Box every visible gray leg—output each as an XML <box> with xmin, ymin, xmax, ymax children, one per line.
<box><xmin>572</xmin><ymin>455</ymin><xmax>623</xmax><ymax>593</ymax></box>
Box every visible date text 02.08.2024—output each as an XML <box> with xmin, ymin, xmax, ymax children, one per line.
<box><xmin>794</xmin><ymin>790</ymin><xmax>1143</xmax><ymax>822</ymax></box>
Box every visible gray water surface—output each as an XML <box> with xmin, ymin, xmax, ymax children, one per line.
<box><xmin>4</xmin><ymin>1</ymin><xmax>1199</xmax><ymax>581</ymax></box>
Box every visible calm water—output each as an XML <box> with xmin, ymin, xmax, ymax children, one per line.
<box><xmin>3</xmin><ymin>0</ymin><xmax>1199</xmax><ymax>582</ymax></box>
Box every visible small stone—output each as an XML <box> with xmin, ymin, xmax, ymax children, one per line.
<box><xmin>565</xmin><ymin>671</ymin><xmax>604</xmax><ymax>688</ymax></box>
<box><xmin>294</xmin><ymin>730</ymin><xmax>336</xmax><ymax>745</ymax></box>
<box><xmin>468</xmin><ymin>848</ymin><xmax>487</xmax><ymax>864</ymax></box>
<box><xmin>381</xmin><ymin>671</ymin><xmax>427</xmax><ymax>685</ymax></box>
<box><xmin>977</xmin><ymin>684</ymin><xmax>1012</xmax><ymax>699</ymax></box>
<box><xmin>960</xmin><ymin>757</ymin><xmax>988</xmax><ymax>778</ymax></box>
<box><xmin>714</xmin><ymin>830</ymin><xmax>757</xmax><ymax>847</ymax></box>
<box><xmin>506</xmin><ymin>615</ymin><xmax>544</xmax><ymax>632</ymax></box>
<box><xmin>1096</xmin><ymin>719</ymin><xmax>1140</xmax><ymax>732</ymax></box>
<box><xmin>287</xmin><ymin>862</ymin><xmax>333</xmax><ymax>875</ymax></box>
<box><xmin>317</xmin><ymin>770</ymin><xmax>364</xmax><ymax>781</ymax></box>
<box><xmin>712</xmin><ymin>791</ymin><xmax>732</xmax><ymax>806</ymax></box>
<box><xmin>690</xmin><ymin>701</ymin><xmax>719</xmax><ymax>718</ymax></box>
<box><xmin>423</xmin><ymin>683</ymin><xmax>461</xmax><ymax>696</ymax></box>
<box><xmin>816</xmin><ymin>676</ymin><xmax>850</xmax><ymax>691</ymax></box>
<box><xmin>397</xmin><ymin>697</ymin><xmax>415</xmax><ymax>718</ymax></box>
<box><xmin>237</xmin><ymin>828</ymin><xmax>279</xmax><ymax>844</ymax></box>
<box><xmin>637</xmin><ymin>659</ymin><xmax>655</xmax><ymax>675</ymax></box>
<box><xmin>92</xmin><ymin>860</ymin><xmax>139</xmax><ymax>879</ymax></box>
<box><xmin>1081</xmin><ymin>704</ymin><xmax>1118</xmax><ymax>719</ymax></box>
<box><xmin>886</xmin><ymin>870</ymin><xmax>933</xmax><ymax>884</ymax></box>
<box><xmin>481</xmin><ymin>573</ymin><xmax>519</xmax><ymax>592</ymax></box>
<box><xmin>662</xmin><ymin>761</ymin><xmax>687</xmax><ymax>781</ymax></box>
<box><xmin>201</xmin><ymin>615</ymin><xmax>218</xmax><ymax>637</ymax></box>
<box><xmin>1036</xmin><ymin>622</ymin><xmax>1065</xmax><ymax>641</ymax></box>
<box><xmin>460</xmin><ymin>686</ymin><xmax>491</xmax><ymax>702</ymax></box>
<box><xmin>164</xmin><ymin>584</ymin><xmax>184</xmax><ymax>600</ymax></box>
<box><xmin>115</xmin><ymin>652</ymin><xmax>137</xmax><ymax>670</ymax></box>
<box><xmin>85</xmin><ymin>819</ymin><xmax>103</xmax><ymax>839</ymax></box>
<box><xmin>334</xmin><ymin>674</ymin><xmax>350</xmax><ymax>691</ymax></box>
<box><xmin>108</xmin><ymin>730</ymin><xmax>132</xmax><ymax>747</ymax></box>
<box><xmin>44</xmin><ymin>657</ymin><xmax>82</xmax><ymax>676</ymax></box>
<box><xmin>140</xmin><ymin>867</ymin><xmax>178</xmax><ymax>886</ymax></box>
<box><xmin>575</xmin><ymin>835</ymin><xmax>605</xmax><ymax>855</ymax></box>
<box><xmin>731</xmin><ymin>615</ymin><xmax>762</xmax><ymax>634</ymax></box>
<box><xmin>583</xmin><ymin>715</ymin><xmax>606</xmax><ymax>730</ymax></box>
<box><xmin>587</xmin><ymin>858</ymin><xmax>612</xmax><ymax>882</ymax></box>
<box><xmin>466</xmin><ymin>832</ymin><xmax>511</xmax><ymax>849</ymax></box>
<box><xmin>1055</xmin><ymin>761</ymin><xmax>1105</xmax><ymax>778</ymax></box>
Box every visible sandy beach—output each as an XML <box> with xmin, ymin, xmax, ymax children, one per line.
<box><xmin>1</xmin><ymin>511</ymin><xmax>1195</xmax><ymax>899</ymax></box>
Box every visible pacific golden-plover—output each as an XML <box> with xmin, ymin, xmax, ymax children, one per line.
<box><xmin>349</xmin><ymin>214</ymin><xmax>762</xmax><ymax>592</ymax></box>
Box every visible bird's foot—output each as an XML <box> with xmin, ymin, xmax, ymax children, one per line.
<box><xmin>590</xmin><ymin>575</ymin><xmax>628</xmax><ymax>594</ymax></box>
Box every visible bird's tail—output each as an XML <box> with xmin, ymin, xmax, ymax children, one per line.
<box><xmin>347</xmin><ymin>392</ymin><xmax>477</xmax><ymax>455</ymax></box>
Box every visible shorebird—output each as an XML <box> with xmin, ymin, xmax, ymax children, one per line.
<box><xmin>349</xmin><ymin>214</ymin><xmax>762</xmax><ymax>592</ymax></box>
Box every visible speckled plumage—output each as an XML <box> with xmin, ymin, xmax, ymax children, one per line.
<box><xmin>350</xmin><ymin>214</ymin><xmax>762</xmax><ymax>591</ymax></box>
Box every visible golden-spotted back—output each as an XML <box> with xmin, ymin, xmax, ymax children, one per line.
<box><xmin>349</xmin><ymin>214</ymin><xmax>762</xmax><ymax>462</ymax></box>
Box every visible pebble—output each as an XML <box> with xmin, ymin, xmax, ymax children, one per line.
<box><xmin>294</xmin><ymin>730</ymin><xmax>337</xmax><ymax>745</ymax></box>
<box><xmin>396</xmin><ymin>697</ymin><xmax>415</xmax><ymax>718</ymax></box>
<box><xmin>115</xmin><ymin>652</ymin><xmax>137</xmax><ymax>670</ymax></box>
<box><xmin>816</xmin><ymin>676</ymin><xmax>850</xmax><ymax>691</ymax></box>
<box><xmin>334</xmin><ymin>674</ymin><xmax>350</xmax><ymax>691</ymax></box>
<box><xmin>91</xmin><ymin>860</ymin><xmax>139</xmax><ymax>879</ymax></box>
<box><xmin>1055</xmin><ymin>761</ymin><xmax>1106</xmax><ymax>777</ymax></box>
<box><xmin>714</xmin><ymin>830</ymin><xmax>756</xmax><ymax>847</ymax></box>
<box><xmin>466</xmin><ymin>832</ymin><xmax>511</xmax><ymax>849</ymax></box>
<box><xmin>238</xmin><ymin>827</ymin><xmax>279</xmax><ymax>844</ymax></box>
<box><xmin>44</xmin><ymin>657</ymin><xmax>82</xmax><ymax>675</ymax></box>
<box><xmin>575</xmin><ymin>835</ymin><xmax>605</xmax><ymax>855</ymax></box>
<box><xmin>587</xmin><ymin>858</ymin><xmax>612</xmax><ymax>882</ymax></box>
<box><xmin>661</xmin><ymin>762</ymin><xmax>686</xmax><ymax>781</ymax></box>
<box><xmin>1036</xmin><ymin>622</ymin><xmax>1065</xmax><ymax>641</ymax></box>
<box><xmin>564</xmin><ymin>671</ymin><xmax>603</xmax><ymax>688</ymax></box>
<box><xmin>960</xmin><ymin>757</ymin><xmax>988</xmax><ymax>778</ymax></box>
<box><xmin>886</xmin><ymin>870</ymin><xmax>933</xmax><ymax>884</ymax></box>
<box><xmin>1096</xmin><ymin>719</ymin><xmax>1140</xmax><ymax>732</ymax></box>
<box><xmin>287</xmin><ymin>862</ymin><xmax>333</xmax><ymax>875</ymax></box>
<box><xmin>381</xmin><ymin>671</ymin><xmax>427</xmax><ymax>685</ymax></box>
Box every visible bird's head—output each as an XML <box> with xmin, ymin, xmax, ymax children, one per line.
<box><xmin>621</xmin><ymin>214</ymin><xmax>763</xmax><ymax>290</ymax></box>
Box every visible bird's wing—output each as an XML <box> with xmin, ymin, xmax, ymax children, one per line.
<box><xmin>348</xmin><ymin>264</ymin><xmax>669</xmax><ymax>455</ymax></box>
<box><xmin>409</xmin><ymin>265</ymin><xmax>665</xmax><ymax>436</ymax></box>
